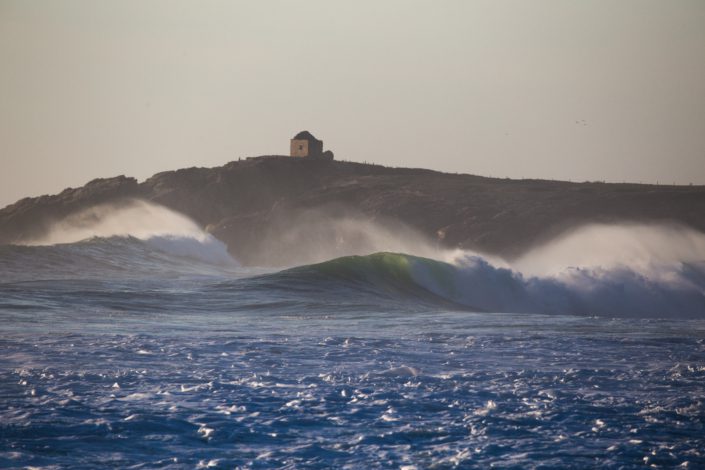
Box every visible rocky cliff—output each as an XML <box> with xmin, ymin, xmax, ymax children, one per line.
<box><xmin>2</xmin><ymin>156</ymin><xmax>704</xmax><ymax>265</ymax></box>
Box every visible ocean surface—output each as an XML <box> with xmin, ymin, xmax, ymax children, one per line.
<box><xmin>2</xmin><ymin>226</ymin><xmax>705</xmax><ymax>469</ymax></box>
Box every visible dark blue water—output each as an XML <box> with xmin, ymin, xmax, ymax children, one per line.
<box><xmin>1</xmin><ymin>237</ymin><xmax>705</xmax><ymax>469</ymax></box>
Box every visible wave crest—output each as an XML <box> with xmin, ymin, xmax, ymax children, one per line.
<box><xmin>23</xmin><ymin>200</ymin><xmax>212</xmax><ymax>246</ymax></box>
<box><xmin>6</xmin><ymin>200</ymin><xmax>238</xmax><ymax>276</ymax></box>
<box><xmin>291</xmin><ymin>251</ymin><xmax>705</xmax><ymax>318</ymax></box>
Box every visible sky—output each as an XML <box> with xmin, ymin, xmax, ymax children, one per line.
<box><xmin>1</xmin><ymin>0</ymin><xmax>704</xmax><ymax>208</ymax></box>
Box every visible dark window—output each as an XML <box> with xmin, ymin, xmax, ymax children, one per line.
<box><xmin>299</xmin><ymin>145</ymin><xmax>303</xmax><ymax>150</ymax></box>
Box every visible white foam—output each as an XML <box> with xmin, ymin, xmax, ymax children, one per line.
<box><xmin>474</xmin><ymin>400</ymin><xmax>497</xmax><ymax>416</ymax></box>
<box><xmin>375</xmin><ymin>365</ymin><xmax>420</xmax><ymax>377</ymax></box>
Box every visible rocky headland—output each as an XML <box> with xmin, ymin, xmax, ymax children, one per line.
<box><xmin>1</xmin><ymin>156</ymin><xmax>704</xmax><ymax>265</ymax></box>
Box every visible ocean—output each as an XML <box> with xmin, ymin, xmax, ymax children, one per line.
<box><xmin>1</xmin><ymin>222</ymin><xmax>705</xmax><ymax>468</ymax></box>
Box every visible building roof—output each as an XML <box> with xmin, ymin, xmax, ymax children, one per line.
<box><xmin>292</xmin><ymin>130</ymin><xmax>320</xmax><ymax>142</ymax></box>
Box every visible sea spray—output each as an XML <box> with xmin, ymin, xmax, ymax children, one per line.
<box><xmin>511</xmin><ymin>223</ymin><xmax>705</xmax><ymax>277</ymax></box>
<box><xmin>445</xmin><ymin>254</ymin><xmax>705</xmax><ymax>317</ymax></box>
<box><xmin>238</xmin><ymin>205</ymin><xmax>447</xmax><ymax>266</ymax></box>
<box><xmin>19</xmin><ymin>200</ymin><xmax>237</xmax><ymax>267</ymax></box>
<box><xmin>23</xmin><ymin>200</ymin><xmax>210</xmax><ymax>245</ymax></box>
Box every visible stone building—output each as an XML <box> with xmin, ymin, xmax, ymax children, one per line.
<box><xmin>290</xmin><ymin>131</ymin><xmax>333</xmax><ymax>160</ymax></box>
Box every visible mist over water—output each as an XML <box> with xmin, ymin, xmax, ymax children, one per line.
<box><xmin>241</xmin><ymin>206</ymin><xmax>444</xmax><ymax>267</ymax></box>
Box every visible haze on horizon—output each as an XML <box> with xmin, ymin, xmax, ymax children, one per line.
<box><xmin>1</xmin><ymin>0</ymin><xmax>704</xmax><ymax>208</ymax></box>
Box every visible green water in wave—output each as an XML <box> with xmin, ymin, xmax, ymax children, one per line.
<box><xmin>290</xmin><ymin>252</ymin><xmax>464</xmax><ymax>307</ymax></box>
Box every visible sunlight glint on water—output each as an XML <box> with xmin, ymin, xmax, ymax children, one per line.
<box><xmin>1</xmin><ymin>223</ymin><xmax>705</xmax><ymax>468</ymax></box>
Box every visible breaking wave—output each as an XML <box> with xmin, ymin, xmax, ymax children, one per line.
<box><xmin>277</xmin><ymin>250</ymin><xmax>705</xmax><ymax>318</ymax></box>
<box><xmin>3</xmin><ymin>199</ymin><xmax>705</xmax><ymax>318</ymax></box>
<box><xmin>0</xmin><ymin>236</ymin><xmax>238</xmax><ymax>282</ymax></box>
<box><xmin>2</xmin><ymin>201</ymin><xmax>238</xmax><ymax>280</ymax></box>
<box><xmin>23</xmin><ymin>200</ymin><xmax>212</xmax><ymax>246</ymax></box>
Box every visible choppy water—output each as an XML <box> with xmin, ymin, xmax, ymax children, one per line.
<box><xmin>2</xmin><ymin>235</ymin><xmax>705</xmax><ymax>469</ymax></box>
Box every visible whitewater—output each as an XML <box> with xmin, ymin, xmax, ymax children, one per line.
<box><xmin>1</xmin><ymin>201</ymin><xmax>704</xmax><ymax>468</ymax></box>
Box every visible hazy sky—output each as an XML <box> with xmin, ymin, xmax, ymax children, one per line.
<box><xmin>1</xmin><ymin>1</ymin><xmax>704</xmax><ymax>208</ymax></box>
